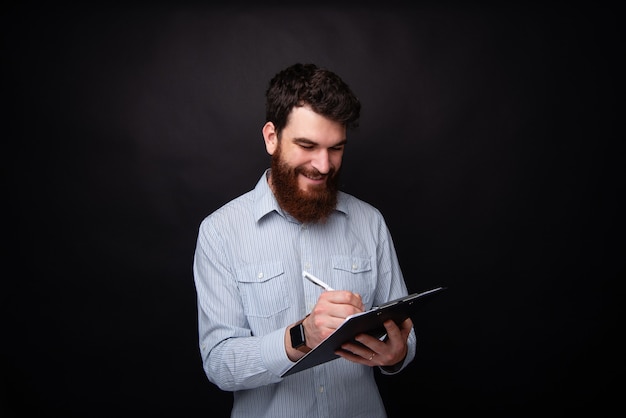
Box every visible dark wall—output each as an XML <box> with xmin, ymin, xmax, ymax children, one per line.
<box><xmin>4</xmin><ymin>4</ymin><xmax>622</xmax><ymax>417</ymax></box>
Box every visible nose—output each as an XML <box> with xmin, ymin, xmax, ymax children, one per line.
<box><xmin>311</xmin><ymin>149</ymin><xmax>331</xmax><ymax>174</ymax></box>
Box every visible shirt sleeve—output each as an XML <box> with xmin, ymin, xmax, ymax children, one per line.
<box><xmin>193</xmin><ymin>217</ymin><xmax>293</xmax><ymax>391</ymax></box>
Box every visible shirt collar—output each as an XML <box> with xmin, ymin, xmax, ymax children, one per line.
<box><xmin>252</xmin><ymin>169</ymin><xmax>348</xmax><ymax>223</ymax></box>
<box><xmin>252</xmin><ymin>169</ymin><xmax>282</xmax><ymax>222</ymax></box>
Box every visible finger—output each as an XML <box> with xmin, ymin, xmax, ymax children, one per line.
<box><xmin>354</xmin><ymin>293</ymin><xmax>364</xmax><ymax>311</ymax></box>
<box><xmin>336</xmin><ymin>345</ymin><xmax>379</xmax><ymax>366</ymax></box>
<box><xmin>342</xmin><ymin>339</ymin><xmax>380</xmax><ymax>359</ymax></box>
<box><xmin>320</xmin><ymin>290</ymin><xmax>363</xmax><ymax>309</ymax></box>
<box><xmin>399</xmin><ymin>317</ymin><xmax>413</xmax><ymax>331</ymax></box>
<box><xmin>382</xmin><ymin>319</ymin><xmax>401</xmax><ymax>338</ymax></box>
<box><xmin>315</xmin><ymin>295</ymin><xmax>364</xmax><ymax>321</ymax></box>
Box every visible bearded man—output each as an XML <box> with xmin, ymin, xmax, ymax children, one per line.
<box><xmin>193</xmin><ymin>63</ymin><xmax>416</xmax><ymax>418</ymax></box>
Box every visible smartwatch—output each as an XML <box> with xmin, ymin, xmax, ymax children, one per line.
<box><xmin>290</xmin><ymin>316</ymin><xmax>311</xmax><ymax>353</ymax></box>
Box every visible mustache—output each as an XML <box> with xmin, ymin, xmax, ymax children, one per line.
<box><xmin>296</xmin><ymin>166</ymin><xmax>335</xmax><ymax>179</ymax></box>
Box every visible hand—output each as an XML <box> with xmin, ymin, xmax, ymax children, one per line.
<box><xmin>302</xmin><ymin>290</ymin><xmax>364</xmax><ymax>349</ymax></box>
<box><xmin>335</xmin><ymin>317</ymin><xmax>413</xmax><ymax>367</ymax></box>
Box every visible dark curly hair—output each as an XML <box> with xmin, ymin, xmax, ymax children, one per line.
<box><xmin>265</xmin><ymin>63</ymin><xmax>361</xmax><ymax>136</ymax></box>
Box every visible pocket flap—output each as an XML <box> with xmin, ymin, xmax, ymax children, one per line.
<box><xmin>236</xmin><ymin>261</ymin><xmax>284</xmax><ymax>283</ymax></box>
<box><xmin>332</xmin><ymin>256</ymin><xmax>371</xmax><ymax>274</ymax></box>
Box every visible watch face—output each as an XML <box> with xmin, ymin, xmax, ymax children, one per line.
<box><xmin>290</xmin><ymin>323</ymin><xmax>306</xmax><ymax>348</ymax></box>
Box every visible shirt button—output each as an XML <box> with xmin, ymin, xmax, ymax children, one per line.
<box><xmin>258</xmin><ymin>272</ymin><xmax>264</xmax><ymax>279</ymax></box>
<box><xmin>319</xmin><ymin>386</ymin><xmax>324</xmax><ymax>393</ymax></box>
<box><xmin>352</xmin><ymin>264</ymin><xmax>358</xmax><ymax>270</ymax></box>
<box><xmin>304</xmin><ymin>262</ymin><xmax>311</xmax><ymax>269</ymax></box>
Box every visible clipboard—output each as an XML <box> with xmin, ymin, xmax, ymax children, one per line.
<box><xmin>281</xmin><ymin>286</ymin><xmax>446</xmax><ymax>377</ymax></box>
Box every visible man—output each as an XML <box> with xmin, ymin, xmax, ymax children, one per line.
<box><xmin>193</xmin><ymin>63</ymin><xmax>416</xmax><ymax>417</ymax></box>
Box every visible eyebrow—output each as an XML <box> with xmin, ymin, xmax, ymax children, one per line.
<box><xmin>292</xmin><ymin>137</ymin><xmax>348</xmax><ymax>147</ymax></box>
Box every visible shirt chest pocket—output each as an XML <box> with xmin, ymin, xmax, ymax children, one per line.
<box><xmin>331</xmin><ymin>255</ymin><xmax>375</xmax><ymax>307</ymax></box>
<box><xmin>235</xmin><ymin>261</ymin><xmax>289</xmax><ymax>318</ymax></box>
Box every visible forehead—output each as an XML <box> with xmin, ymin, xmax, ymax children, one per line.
<box><xmin>283</xmin><ymin>106</ymin><xmax>347</xmax><ymax>145</ymax></box>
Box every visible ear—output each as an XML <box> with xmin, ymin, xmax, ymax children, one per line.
<box><xmin>262</xmin><ymin>122</ymin><xmax>278</xmax><ymax>155</ymax></box>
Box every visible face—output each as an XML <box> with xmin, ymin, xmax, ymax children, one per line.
<box><xmin>262</xmin><ymin>105</ymin><xmax>347</xmax><ymax>223</ymax></box>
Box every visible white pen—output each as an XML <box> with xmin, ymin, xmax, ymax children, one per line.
<box><xmin>302</xmin><ymin>271</ymin><xmax>334</xmax><ymax>291</ymax></box>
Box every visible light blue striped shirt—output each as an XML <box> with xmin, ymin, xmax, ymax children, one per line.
<box><xmin>193</xmin><ymin>169</ymin><xmax>416</xmax><ymax>418</ymax></box>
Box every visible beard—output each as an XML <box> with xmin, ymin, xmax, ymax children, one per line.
<box><xmin>270</xmin><ymin>147</ymin><xmax>340</xmax><ymax>224</ymax></box>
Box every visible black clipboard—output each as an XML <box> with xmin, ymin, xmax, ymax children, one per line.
<box><xmin>281</xmin><ymin>286</ymin><xmax>446</xmax><ymax>377</ymax></box>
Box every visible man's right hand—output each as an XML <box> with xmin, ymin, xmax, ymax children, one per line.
<box><xmin>303</xmin><ymin>290</ymin><xmax>364</xmax><ymax>348</ymax></box>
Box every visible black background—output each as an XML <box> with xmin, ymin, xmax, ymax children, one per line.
<box><xmin>3</xmin><ymin>3</ymin><xmax>623</xmax><ymax>417</ymax></box>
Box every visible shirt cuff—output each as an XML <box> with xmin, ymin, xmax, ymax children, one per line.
<box><xmin>260</xmin><ymin>326</ymin><xmax>293</xmax><ymax>377</ymax></box>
